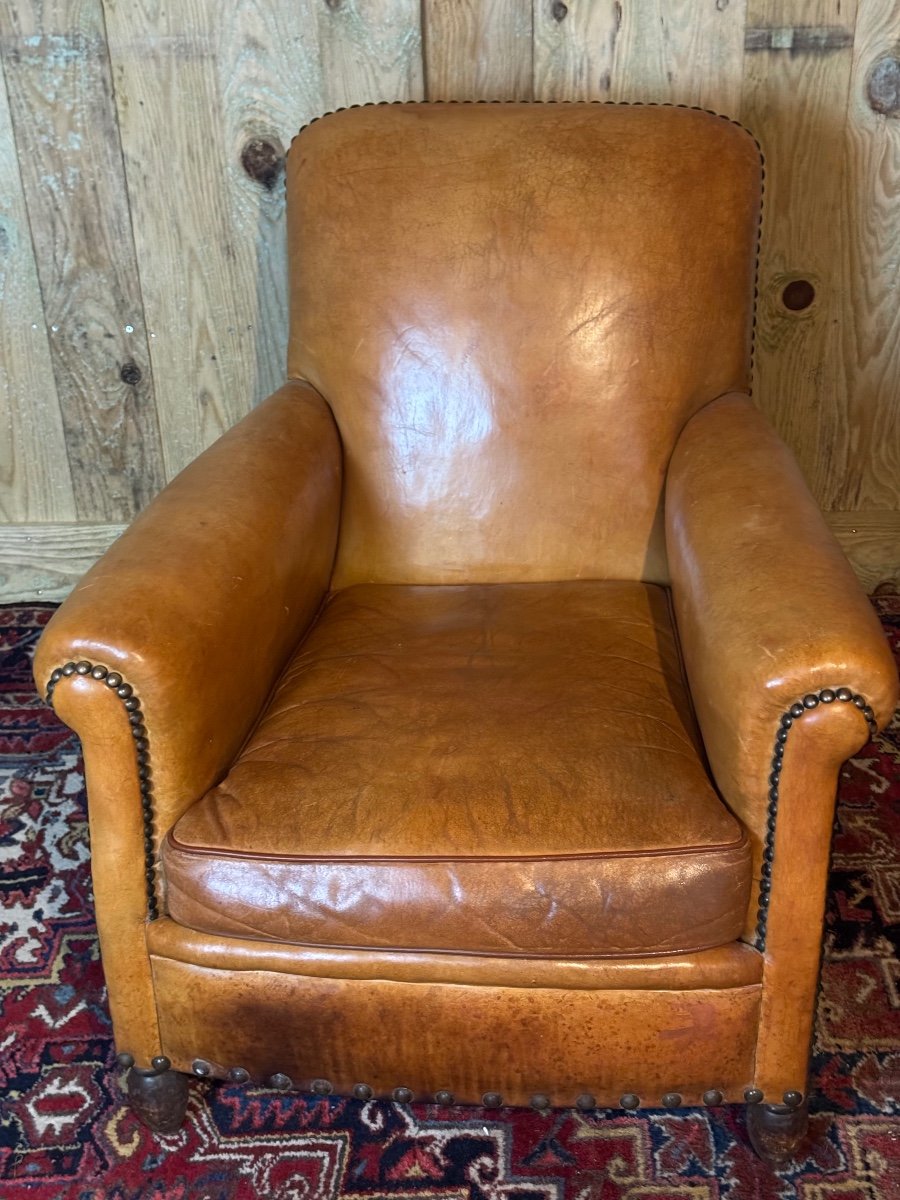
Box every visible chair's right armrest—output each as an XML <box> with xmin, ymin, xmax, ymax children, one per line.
<box><xmin>34</xmin><ymin>379</ymin><xmax>342</xmax><ymax>834</ymax></box>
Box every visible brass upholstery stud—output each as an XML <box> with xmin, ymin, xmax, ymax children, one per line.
<box><xmin>744</xmin><ymin>1087</ymin><xmax>764</xmax><ymax>1104</ymax></box>
<box><xmin>482</xmin><ymin>1092</ymin><xmax>503</xmax><ymax>1108</ymax></box>
<box><xmin>530</xmin><ymin>1093</ymin><xmax>551</xmax><ymax>1111</ymax></box>
<box><xmin>434</xmin><ymin>1090</ymin><xmax>454</xmax><ymax>1106</ymax></box>
<box><xmin>311</xmin><ymin>1079</ymin><xmax>333</xmax><ymax>1096</ymax></box>
<box><xmin>150</xmin><ymin>1056</ymin><xmax>171</xmax><ymax>1073</ymax></box>
<box><xmin>620</xmin><ymin>1093</ymin><xmax>640</xmax><ymax>1110</ymax></box>
<box><xmin>661</xmin><ymin>1092</ymin><xmax>682</xmax><ymax>1108</ymax></box>
<box><xmin>575</xmin><ymin>1093</ymin><xmax>596</xmax><ymax>1111</ymax></box>
<box><xmin>228</xmin><ymin>1067</ymin><xmax>250</xmax><ymax>1084</ymax></box>
<box><xmin>191</xmin><ymin>1059</ymin><xmax>211</xmax><ymax>1077</ymax></box>
<box><xmin>117</xmin><ymin>1053</ymin><xmax>135</xmax><ymax>1069</ymax></box>
<box><xmin>757</xmin><ymin>685</ymin><xmax>875</xmax><ymax>951</ymax></box>
<box><xmin>783</xmin><ymin>1090</ymin><xmax>803</xmax><ymax>1109</ymax></box>
<box><xmin>269</xmin><ymin>1073</ymin><xmax>292</xmax><ymax>1091</ymax></box>
<box><xmin>352</xmin><ymin>1084</ymin><xmax>373</xmax><ymax>1101</ymax></box>
<box><xmin>47</xmin><ymin>659</ymin><xmax>162</xmax><ymax>923</ymax></box>
<box><xmin>393</xmin><ymin>1086</ymin><xmax>413</xmax><ymax>1104</ymax></box>
<box><xmin>702</xmin><ymin>1089</ymin><xmax>724</xmax><ymax>1106</ymax></box>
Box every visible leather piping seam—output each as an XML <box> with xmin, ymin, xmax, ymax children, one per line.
<box><xmin>46</xmin><ymin>660</ymin><xmax>159</xmax><ymax>921</ymax></box>
<box><xmin>755</xmin><ymin>686</ymin><xmax>877</xmax><ymax>951</ymax></box>
<box><xmin>163</xmin><ymin>828</ymin><xmax>749</xmax><ymax>865</ymax></box>
<box><xmin>285</xmin><ymin>98</ymin><xmax>765</xmax><ymax>395</ymax></box>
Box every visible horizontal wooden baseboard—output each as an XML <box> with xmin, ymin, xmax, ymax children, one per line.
<box><xmin>0</xmin><ymin>523</ymin><xmax>126</xmax><ymax>602</ymax></box>
<box><xmin>0</xmin><ymin>513</ymin><xmax>897</xmax><ymax>603</ymax></box>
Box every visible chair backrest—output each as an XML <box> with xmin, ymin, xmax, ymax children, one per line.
<box><xmin>286</xmin><ymin>102</ymin><xmax>762</xmax><ymax>587</ymax></box>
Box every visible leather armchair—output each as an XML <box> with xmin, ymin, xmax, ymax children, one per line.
<box><xmin>35</xmin><ymin>103</ymin><xmax>898</xmax><ymax>1165</ymax></box>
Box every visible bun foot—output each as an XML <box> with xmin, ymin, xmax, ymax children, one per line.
<box><xmin>747</xmin><ymin>1098</ymin><xmax>809</xmax><ymax>1167</ymax></box>
<box><xmin>123</xmin><ymin>1055</ymin><xmax>189</xmax><ymax>1133</ymax></box>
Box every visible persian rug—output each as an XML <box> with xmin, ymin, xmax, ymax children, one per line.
<box><xmin>1</xmin><ymin>599</ymin><xmax>899</xmax><ymax>1200</ymax></box>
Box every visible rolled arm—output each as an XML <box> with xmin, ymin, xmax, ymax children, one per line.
<box><xmin>34</xmin><ymin>379</ymin><xmax>343</xmax><ymax>832</ymax></box>
<box><xmin>665</xmin><ymin>392</ymin><xmax>898</xmax><ymax>848</ymax></box>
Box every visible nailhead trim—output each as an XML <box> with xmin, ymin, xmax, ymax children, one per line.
<box><xmin>46</xmin><ymin>661</ymin><xmax>159</xmax><ymax>920</ymax></box>
<box><xmin>756</xmin><ymin>687</ymin><xmax>876</xmax><ymax>951</ymax></box>
<box><xmin>118</xmin><ymin>1063</ymin><xmax>760</xmax><ymax>1109</ymax></box>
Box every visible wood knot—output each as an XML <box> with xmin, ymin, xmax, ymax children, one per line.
<box><xmin>866</xmin><ymin>53</ymin><xmax>900</xmax><ymax>116</ymax></box>
<box><xmin>552</xmin><ymin>1</ymin><xmax>568</xmax><ymax>21</ymax></box>
<box><xmin>120</xmin><ymin>361</ymin><xmax>142</xmax><ymax>386</ymax></box>
<box><xmin>781</xmin><ymin>279</ymin><xmax>816</xmax><ymax>312</ymax></box>
<box><xmin>240</xmin><ymin>138</ymin><xmax>285</xmax><ymax>190</ymax></box>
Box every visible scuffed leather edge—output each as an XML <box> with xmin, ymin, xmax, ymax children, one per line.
<box><xmin>757</xmin><ymin>686</ymin><xmax>877</xmax><ymax>950</ymax></box>
<box><xmin>46</xmin><ymin>660</ymin><xmax>158</xmax><ymax>920</ymax></box>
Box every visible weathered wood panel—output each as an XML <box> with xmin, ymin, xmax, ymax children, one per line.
<box><xmin>742</xmin><ymin>0</ymin><xmax>859</xmax><ymax>504</ymax></box>
<box><xmin>317</xmin><ymin>0</ymin><xmax>423</xmax><ymax>111</ymax></box>
<box><xmin>0</xmin><ymin>1</ymin><xmax>166</xmax><ymax>521</ymax></box>
<box><xmin>827</xmin><ymin>512</ymin><xmax>900</xmax><ymax>592</ymax></box>
<box><xmin>104</xmin><ymin>0</ymin><xmax>272</xmax><ymax>478</ymax></box>
<box><xmin>837</xmin><ymin>0</ymin><xmax>900</xmax><ymax>511</ymax></box>
<box><xmin>424</xmin><ymin>0</ymin><xmax>532</xmax><ymax>101</ymax></box>
<box><xmin>533</xmin><ymin>0</ymin><xmax>746</xmax><ymax>113</ymax></box>
<box><xmin>0</xmin><ymin>523</ymin><xmax>126</xmax><ymax>602</ymax></box>
<box><xmin>0</xmin><ymin>52</ymin><xmax>74</xmax><ymax>523</ymax></box>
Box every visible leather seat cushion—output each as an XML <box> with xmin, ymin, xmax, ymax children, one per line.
<box><xmin>163</xmin><ymin>582</ymin><xmax>752</xmax><ymax>957</ymax></box>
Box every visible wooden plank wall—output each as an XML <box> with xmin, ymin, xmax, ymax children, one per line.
<box><xmin>1</xmin><ymin>0</ymin><xmax>898</xmax><ymax>598</ymax></box>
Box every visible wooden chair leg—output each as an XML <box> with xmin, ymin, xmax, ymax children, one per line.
<box><xmin>746</xmin><ymin>1097</ymin><xmax>810</xmax><ymax>1167</ymax></box>
<box><xmin>121</xmin><ymin>1054</ymin><xmax>190</xmax><ymax>1133</ymax></box>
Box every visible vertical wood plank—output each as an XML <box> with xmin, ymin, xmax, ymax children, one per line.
<box><xmin>0</xmin><ymin>50</ymin><xmax>74</xmax><ymax>522</ymax></box>
<box><xmin>534</xmin><ymin>0</ymin><xmax>746</xmax><ymax>115</ymax></box>
<box><xmin>104</xmin><ymin>0</ymin><xmax>268</xmax><ymax>478</ymax></box>
<box><xmin>741</xmin><ymin>0</ymin><xmax>858</xmax><ymax>504</ymax></box>
<box><xmin>835</xmin><ymin>0</ymin><xmax>900</xmax><ymax>511</ymax></box>
<box><xmin>316</xmin><ymin>0</ymin><xmax>424</xmax><ymax>111</ymax></box>
<box><xmin>215</xmin><ymin>0</ymin><xmax>325</xmax><ymax>411</ymax></box>
<box><xmin>424</xmin><ymin>0</ymin><xmax>532</xmax><ymax>101</ymax></box>
<box><xmin>0</xmin><ymin>1</ymin><xmax>166</xmax><ymax>522</ymax></box>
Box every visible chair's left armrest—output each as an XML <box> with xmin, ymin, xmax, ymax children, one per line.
<box><xmin>665</xmin><ymin>392</ymin><xmax>898</xmax><ymax>855</ymax></box>
<box><xmin>33</xmin><ymin>379</ymin><xmax>343</xmax><ymax>832</ymax></box>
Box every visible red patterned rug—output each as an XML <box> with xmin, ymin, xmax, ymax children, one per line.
<box><xmin>2</xmin><ymin>599</ymin><xmax>899</xmax><ymax>1199</ymax></box>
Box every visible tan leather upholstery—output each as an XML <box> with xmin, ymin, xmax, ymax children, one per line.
<box><xmin>34</xmin><ymin>103</ymin><xmax>899</xmax><ymax>1130</ymax></box>
<box><xmin>287</xmin><ymin>103</ymin><xmax>762</xmax><ymax>587</ymax></box>
<box><xmin>163</xmin><ymin>581</ymin><xmax>751</xmax><ymax>957</ymax></box>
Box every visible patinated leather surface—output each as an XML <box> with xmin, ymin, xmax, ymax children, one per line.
<box><xmin>666</xmin><ymin>392</ymin><xmax>900</xmax><ymax>939</ymax></box>
<box><xmin>287</xmin><ymin>103</ymin><xmax>762</xmax><ymax>587</ymax></box>
<box><xmin>164</xmin><ymin>581</ymin><xmax>752</xmax><ymax>957</ymax></box>
<box><xmin>146</xmin><ymin>918</ymin><xmax>764</xmax><ymax>990</ymax></box>
<box><xmin>34</xmin><ymin>382</ymin><xmax>342</xmax><ymax>844</ymax></box>
<box><xmin>152</xmin><ymin>957</ymin><xmax>761</xmax><ymax>1108</ymax></box>
<box><xmin>755</xmin><ymin>701</ymin><xmax>874</xmax><ymax>1095</ymax></box>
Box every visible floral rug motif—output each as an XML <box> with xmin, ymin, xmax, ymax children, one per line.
<box><xmin>1</xmin><ymin>599</ymin><xmax>899</xmax><ymax>1199</ymax></box>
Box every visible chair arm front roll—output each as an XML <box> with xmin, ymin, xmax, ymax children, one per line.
<box><xmin>665</xmin><ymin>392</ymin><xmax>898</xmax><ymax>865</ymax></box>
<box><xmin>34</xmin><ymin>379</ymin><xmax>343</xmax><ymax>837</ymax></box>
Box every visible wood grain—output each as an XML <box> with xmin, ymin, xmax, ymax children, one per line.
<box><xmin>534</xmin><ymin>0</ymin><xmax>746</xmax><ymax>113</ymax></box>
<box><xmin>316</xmin><ymin>0</ymin><xmax>424</xmax><ymax>111</ymax></box>
<box><xmin>0</xmin><ymin>1</ymin><xmax>165</xmax><ymax>521</ymax></box>
<box><xmin>0</xmin><ymin>523</ymin><xmax>126</xmax><ymax>602</ymax></box>
<box><xmin>103</xmin><ymin>0</ymin><xmax>266</xmax><ymax>479</ymax></box>
<box><xmin>826</xmin><ymin>511</ymin><xmax>900</xmax><ymax>592</ymax></box>
<box><xmin>424</xmin><ymin>0</ymin><xmax>532</xmax><ymax>101</ymax></box>
<box><xmin>741</xmin><ymin>0</ymin><xmax>858</xmax><ymax>502</ymax></box>
<box><xmin>215</xmin><ymin>0</ymin><xmax>325</xmax><ymax>412</ymax></box>
<box><xmin>834</xmin><ymin>0</ymin><xmax>900</xmax><ymax>511</ymax></box>
<box><xmin>0</xmin><ymin>52</ymin><xmax>74</xmax><ymax>522</ymax></box>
